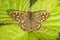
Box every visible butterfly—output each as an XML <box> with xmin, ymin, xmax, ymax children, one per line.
<box><xmin>9</xmin><ymin>11</ymin><xmax>50</xmax><ymax>31</ymax></box>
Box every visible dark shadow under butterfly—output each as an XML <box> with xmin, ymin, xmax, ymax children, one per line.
<box><xmin>9</xmin><ymin>11</ymin><xmax>50</xmax><ymax>31</ymax></box>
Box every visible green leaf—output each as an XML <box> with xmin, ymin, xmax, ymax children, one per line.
<box><xmin>30</xmin><ymin>0</ymin><xmax>37</xmax><ymax>7</ymax></box>
<box><xmin>0</xmin><ymin>0</ymin><xmax>60</xmax><ymax>40</ymax></box>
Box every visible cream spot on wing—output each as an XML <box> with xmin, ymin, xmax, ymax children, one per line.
<box><xmin>17</xmin><ymin>16</ymin><xmax>19</xmax><ymax>17</ymax></box>
<box><xmin>42</xmin><ymin>16</ymin><xmax>45</xmax><ymax>19</ymax></box>
<box><xmin>37</xmin><ymin>24</ymin><xmax>40</xmax><ymax>28</ymax></box>
<box><xmin>36</xmin><ymin>24</ymin><xmax>39</xmax><ymax>26</ymax></box>
<box><xmin>16</xmin><ymin>18</ymin><xmax>19</xmax><ymax>20</ymax></box>
<box><xmin>15</xmin><ymin>12</ymin><xmax>17</xmax><ymax>15</ymax></box>
<box><xmin>23</xmin><ymin>24</ymin><xmax>27</xmax><ymax>28</ymax></box>
<box><xmin>42</xmin><ymin>16</ymin><xmax>44</xmax><ymax>18</ymax></box>
<box><xmin>13</xmin><ymin>15</ymin><xmax>15</xmax><ymax>17</ymax></box>
<box><xmin>41</xmin><ymin>20</ymin><xmax>43</xmax><ymax>22</ymax></box>
<box><xmin>43</xmin><ymin>19</ymin><xmax>45</xmax><ymax>20</ymax></box>
<box><xmin>21</xmin><ymin>20</ymin><xmax>24</xmax><ymax>23</ymax></box>
<box><xmin>38</xmin><ymin>20</ymin><xmax>40</xmax><ymax>22</ymax></box>
<box><xmin>18</xmin><ymin>20</ymin><xmax>20</xmax><ymax>22</ymax></box>
<box><xmin>44</xmin><ymin>12</ymin><xmax>46</xmax><ymax>15</ymax></box>
<box><xmin>22</xmin><ymin>25</ymin><xmax>25</xmax><ymax>29</ymax></box>
<box><xmin>46</xmin><ymin>15</ymin><xmax>48</xmax><ymax>17</ymax></box>
<box><xmin>33</xmin><ymin>24</ymin><xmax>40</xmax><ymax>30</ymax></box>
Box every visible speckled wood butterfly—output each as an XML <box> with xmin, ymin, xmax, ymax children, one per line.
<box><xmin>9</xmin><ymin>11</ymin><xmax>50</xmax><ymax>31</ymax></box>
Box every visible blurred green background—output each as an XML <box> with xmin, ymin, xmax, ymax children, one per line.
<box><xmin>0</xmin><ymin>0</ymin><xmax>60</xmax><ymax>40</ymax></box>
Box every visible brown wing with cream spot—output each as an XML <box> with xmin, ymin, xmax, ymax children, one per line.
<box><xmin>31</xmin><ymin>12</ymin><xmax>50</xmax><ymax>31</ymax></box>
<box><xmin>9</xmin><ymin>11</ymin><xmax>28</xmax><ymax>22</ymax></box>
<box><xmin>34</xmin><ymin>12</ymin><xmax>50</xmax><ymax>23</ymax></box>
<box><xmin>31</xmin><ymin>14</ymin><xmax>41</xmax><ymax>31</ymax></box>
<box><xmin>19</xmin><ymin>19</ymin><xmax>31</xmax><ymax>31</ymax></box>
<box><xmin>31</xmin><ymin>19</ymin><xmax>42</xmax><ymax>31</ymax></box>
<box><xmin>9</xmin><ymin>11</ymin><xmax>31</xmax><ymax>31</ymax></box>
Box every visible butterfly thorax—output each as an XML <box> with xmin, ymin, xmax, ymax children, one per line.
<box><xmin>28</xmin><ymin>12</ymin><xmax>33</xmax><ymax>30</ymax></box>
<box><xmin>28</xmin><ymin>12</ymin><xmax>32</xmax><ymax>20</ymax></box>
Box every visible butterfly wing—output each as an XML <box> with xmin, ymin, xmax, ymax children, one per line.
<box><xmin>9</xmin><ymin>11</ymin><xmax>50</xmax><ymax>31</ymax></box>
<box><xmin>9</xmin><ymin>11</ymin><xmax>28</xmax><ymax>22</ymax></box>
<box><xmin>34</xmin><ymin>12</ymin><xmax>50</xmax><ymax>23</ymax></box>
<box><xmin>31</xmin><ymin>12</ymin><xmax>50</xmax><ymax>31</ymax></box>
<box><xmin>31</xmin><ymin>19</ymin><xmax>42</xmax><ymax>31</ymax></box>
<box><xmin>9</xmin><ymin>11</ymin><xmax>31</xmax><ymax>31</ymax></box>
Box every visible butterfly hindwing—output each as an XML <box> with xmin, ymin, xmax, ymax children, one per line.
<box><xmin>31</xmin><ymin>19</ymin><xmax>42</xmax><ymax>31</ymax></box>
<box><xmin>19</xmin><ymin>18</ymin><xmax>31</xmax><ymax>31</ymax></box>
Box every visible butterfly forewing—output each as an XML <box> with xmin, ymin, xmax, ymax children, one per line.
<box><xmin>34</xmin><ymin>12</ymin><xmax>50</xmax><ymax>23</ymax></box>
<box><xmin>10</xmin><ymin>11</ymin><xmax>28</xmax><ymax>22</ymax></box>
<box><xmin>10</xmin><ymin>11</ymin><xmax>31</xmax><ymax>31</ymax></box>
